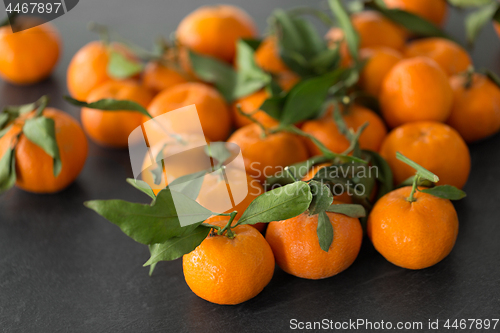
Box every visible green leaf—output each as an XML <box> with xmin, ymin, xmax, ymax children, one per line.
<box><xmin>189</xmin><ymin>50</ymin><xmax>238</xmax><ymax>102</ymax></box>
<box><xmin>260</xmin><ymin>96</ymin><xmax>286</xmax><ymax>120</ymax></box>
<box><xmin>0</xmin><ymin>124</ymin><xmax>12</xmax><ymax>139</ymax></box>
<box><xmin>328</xmin><ymin>0</ymin><xmax>360</xmax><ymax>60</ymax></box>
<box><xmin>238</xmin><ymin>181</ymin><xmax>312</xmax><ymax>225</ymax></box>
<box><xmin>126</xmin><ymin>178</ymin><xmax>156</xmax><ymax>199</ymax></box>
<box><xmin>84</xmin><ymin>188</ymin><xmax>213</xmax><ymax>245</ymax></box>
<box><xmin>363</xmin><ymin>150</ymin><xmax>393</xmax><ymax>199</ymax></box>
<box><xmin>419</xmin><ymin>185</ymin><xmax>466</xmax><ymax>200</ymax></box>
<box><xmin>233</xmin><ymin>40</ymin><xmax>272</xmax><ymax>98</ymax></box>
<box><xmin>0</xmin><ymin>14</ymin><xmax>15</xmax><ymax>28</ymax></box>
<box><xmin>396</xmin><ymin>152</ymin><xmax>439</xmax><ymax>183</ymax></box>
<box><xmin>143</xmin><ymin>225</ymin><xmax>211</xmax><ymax>266</ymax></box>
<box><xmin>168</xmin><ymin>170</ymin><xmax>207</xmax><ymax>200</ymax></box>
<box><xmin>64</xmin><ymin>96</ymin><xmax>153</xmax><ymax>118</ymax></box>
<box><xmin>280</xmin><ymin>70</ymin><xmax>344</xmax><ymax>125</ymax></box>
<box><xmin>107</xmin><ymin>51</ymin><xmax>143</xmax><ymax>80</ymax></box>
<box><xmin>273</xmin><ymin>10</ymin><xmax>328</xmax><ymax>76</ymax></box>
<box><xmin>33</xmin><ymin>95</ymin><xmax>49</xmax><ymax>117</ymax></box>
<box><xmin>148</xmin><ymin>245</ymin><xmax>158</xmax><ymax>276</ymax></box>
<box><xmin>317</xmin><ymin>211</ymin><xmax>334</xmax><ymax>252</ymax></box>
<box><xmin>465</xmin><ymin>4</ymin><xmax>499</xmax><ymax>44</ymax></box>
<box><xmin>0</xmin><ymin>113</ymin><xmax>9</xmax><ymax>129</ymax></box>
<box><xmin>367</xmin><ymin>0</ymin><xmax>454</xmax><ymax>40</ymax></box>
<box><xmin>22</xmin><ymin>116</ymin><xmax>62</xmax><ymax>177</ymax></box>
<box><xmin>310</xmin><ymin>48</ymin><xmax>341</xmax><ymax>75</ymax></box>
<box><xmin>308</xmin><ymin>180</ymin><xmax>334</xmax><ymax>215</ymax></box>
<box><xmin>326</xmin><ymin>203</ymin><xmax>366</xmax><ymax>218</ymax></box>
<box><xmin>0</xmin><ymin>147</ymin><xmax>16</xmax><ymax>194</ymax></box>
<box><xmin>448</xmin><ymin>0</ymin><xmax>495</xmax><ymax>8</ymax></box>
<box><xmin>398</xmin><ymin>175</ymin><xmax>435</xmax><ymax>188</ymax></box>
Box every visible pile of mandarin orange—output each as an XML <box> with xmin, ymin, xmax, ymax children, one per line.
<box><xmin>1</xmin><ymin>0</ymin><xmax>499</xmax><ymax>305</ymax></box>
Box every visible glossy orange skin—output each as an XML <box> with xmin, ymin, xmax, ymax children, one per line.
<box><xmin>147</xmin><ymin>82</ymin><xmax>231</xmax><ymax>142</ymax></box>
<box><xmin>67</xmin><ymin>41</ymin><xmax>138</xmax><ymax>100</ymax></box>
<box><xmin>302</xmin><ymin>105</ymin><xmax>387</xmax><ymax>155</ymax></box>
<box><xmin>227</xmin><ymin>123</ymin><xmax>309</xmax><ymax>183</ymax></box>
<box><xmin>351</xmin><ymin>11</ymin><xmax>406</xmax><ymax>51</ymax></box>
<box><xmin>382</xmin><ymin>0</ymin><xmax>448</xmax><ymax>27</ymax></box>
<box><xmin>266</xmin><ymin>212</ymin><xmax>363</xmax><ymax>280</ymax></box>
<box><xmin>0</xmin><ymin>20</ymin><xmax>60</xmax><ymax>85</ymax></box>
<box><xmin>232</xmin><ymin>90</ymin><xmax>278</xmax><ymax>129</ymax></box>
<box><xmin>254</xmin><ymin>35</ymin><xmax>289</xmax><ymax>74</ymax></box>
<box><xmin>367</xmin><ymin>186</ymin><xmax>459</xmax><ymax>270</ymax></box>
<box><xmin>359</xmin><ymin>47</ymin><xmax>403</xmax><ymax>96</ymax></box>
<box><xmin>404</xmin><ymin>38</ymin><xmax>472</xmax><ymax>76</ymax></box>
<box><xmin>301</xmin><ymin>163</ymin><xmax>353</xmax><ymax>204</ymax></box>
<box><xmin>142</xmin><ymin>61</ymin><xmax>188</xmax><ymax>94</ymax></box>
<box><xmin>0</xmin><ymin>108</ymin><xmax>88</xmax><ymax>193</ymax></box>
<box><xmin>81</xmin><ymin>80</ymin><xmax>153</xmax><ymax>148</ymax></box>
<box><xmin>380</xmin><ymin>57</ymin><xmax>453</xmax><ymax>128</ymax></box>
<box><xmin>380</xmin><ymin>121</ymin><xmax>470</xmax><ymax>189</ymax></box>
<box><xmin>176</xmin><ymin>5</ymin><xmax>258</xmax><ymax>63</ymax></box>
<box><xmin>183</xmin><ymin>218</ymin><xmax>274</xmax><ymax>305</ymax></box>
<box><xmin>447</xmin><ymin>73</ymin><xmax>500</xmax><ymax>143</ymax></box>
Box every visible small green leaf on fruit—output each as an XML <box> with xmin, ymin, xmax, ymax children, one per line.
<box><xmin>64</xmin><ymin>96</ymin><xmax>153</xmax><ymax>119</ymax></box>
<box><xmin>22</xmin><ymin>116</ymin><xmax>62</xmax><ymax>177</ymax></box>
<box><xmin>107</xmin><ymin>51</ymin><xmax>143</xmax><ymax>79</ymax></box>
<box><xmin>317</xmin><ymin>211</ymin><xmax>334</xmax><ymax>252</ymax></box>
<box><xmin>326</xmin><ymin>204</ymin><xmax>366</xmax><ymax>218</ymax></box>
<box><xmin>143</xmin><ymin>225</ymin><xmax>210</xmax><ymax>266</ymax></box>
<box><xmin>396</xmin><ymin>152</ymin><xmax>439</xmax><ymax>183</ymax></box>
<box><xmin>419</xmin><ymin>185</ymin><xmax>467</xmax><ymax>200</ymax></box>
<box><xmin>238</xmin><ymin>181</ymin><xmax>312</xmax><ymax>225</ymax></box>
<box><xmin>0</xmin><ymin>146</ymin><xmax>16</xmax><ymax>194</ymax></box>
<box><xmin>308</xmin><ymin>180</ymin><xmax>334</xmax><ymax>215</ymax></box>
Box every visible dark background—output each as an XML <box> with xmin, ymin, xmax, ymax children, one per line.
<box><xmin>1</xmin><ymin>1</ymin><xmax>500</xmax><ymax>332</ymax></box>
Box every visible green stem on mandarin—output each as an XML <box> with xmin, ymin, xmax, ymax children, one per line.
<box><xmin>463</xmin><ymin>66</ymin><xmax>475</xmax><ymax>90</ymax></box>
<box><xmin>219</xmin><ymin>211</ymin><xmax>237</xmax><ymax>238</ymax></box>
<box><xmin>236</xmin><ymin>104</ymin><xmax>268</xmax><ymax>138</ymax></box>
<box><xmin>408</xmin><ymin>175</ymin><xmax>420</xmax><ymax>203</ymax></box>
<box><xmin>201</xmin><ymin>223</ymin><xmax>221</xmax><ymax>231</ymax></box>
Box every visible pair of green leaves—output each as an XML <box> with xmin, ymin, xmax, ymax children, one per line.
<box><xmin>307</xmin><ymin>177</ymin><xmax>366</xmax><ymax>251</ymax></box>
<box><xmin>86</xmin><ymin>179</ymin><xmax>314</xmax><ymax>270</ymax></box>
<box><xmin>188</xmin><ymin>40</ymin><xmax>271</xmax><ymax>102</ymax></box>
<box><xmin>396</xmin><ymin>152</ymin><xmax>467</xmax><ymax>200</ymax></box>
<box><xmin>107</xmin><ymin>51</ymin><xmax>144</xmax><ymax>79</ymax></box>
<box><xmin>0</xmin><ymin>96</ymin><xmax>62</xmax><ymax>194</ymax></box>
<box><xmin>260</xmin><ymin>68</ymin><xmax>351</xmax><ymax>127</ymax></box>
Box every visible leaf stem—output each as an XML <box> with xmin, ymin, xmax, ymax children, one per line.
<box><xmin>218</xmin><ymin>211</ymin><xmax>238</xmax><ymax>238</ymax></box>
<box><xmin>236</xmin><ymin>104</ymin><xmax>268</xmax><ymax>138</ymax></box>
<box><xmin>408</xmin><ymin>175</ymin><xmax>420</xmax><ymax>203</ymax></box>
